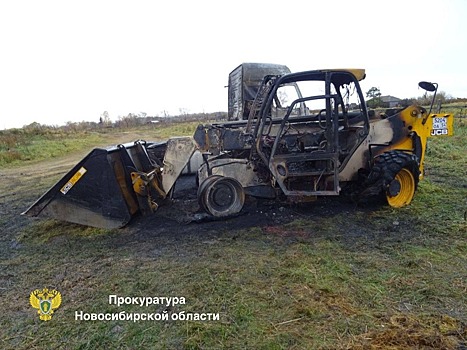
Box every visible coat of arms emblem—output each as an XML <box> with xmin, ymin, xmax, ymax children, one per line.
<box><xmin>29</xmin><ymin>288</ymin><xmax>62</xmax><ymax>321</ymax></box>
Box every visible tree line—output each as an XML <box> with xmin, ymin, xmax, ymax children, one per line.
<box><xmin>365</xmin><ymin>86</ymin><xmax>466</xmax><ymax>109</ymax></box>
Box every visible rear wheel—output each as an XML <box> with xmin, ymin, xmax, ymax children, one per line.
<box><xmin>366</xmin><ymin>150</ymin><xmax>420</xmax><ymax>207</ymax></box>
<box><xmin>197</xmin><ymin>175</ymin><xmax>222</xmax><ymax>213</ymax></box>
<box><xmin>198</xmin><ymin>176</ymin><xmax>245</xmax><ymax>217</ymax></box>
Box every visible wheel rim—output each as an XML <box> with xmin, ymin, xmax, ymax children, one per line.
<box><xmin>197</xmin><ymin>175</ymin><xmax>222</xmax><ymax>212</ymax></box>
<box><xmin>201</xmin><ymin>177</ymin><xmax>245</xmax><ymax>217</ymax></box>
<box><xmin>386</xmin><ymin>168</ymin><xmax>415</xmax><ymax>208</ymax></box>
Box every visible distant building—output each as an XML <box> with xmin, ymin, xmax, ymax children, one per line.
<box><xmin>380</xmin><ymin>95</ymin><xmax>402</xmax><ymax>108</ymax></box>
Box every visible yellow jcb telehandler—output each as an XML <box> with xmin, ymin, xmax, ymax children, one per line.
<box><xmin>23</xmin><ymin>63</ymin><xmax>454</xmax><ymax>228</ymax></box>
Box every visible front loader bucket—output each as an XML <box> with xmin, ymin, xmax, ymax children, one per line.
<box><xmin>23</xmin><ymin>141</ymin><xmax>165</xmax><ymax>229</ymax></box>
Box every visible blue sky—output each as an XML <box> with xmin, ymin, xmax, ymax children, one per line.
<box><xmin>1</xmin><ymin>0</ymin><xmax>466</xmax><ymax>129</ymax></box>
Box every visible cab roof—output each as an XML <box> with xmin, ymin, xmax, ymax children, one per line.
<box><xmin>278</xmin><ymin>69</ymin><xmax>366</xmax><ymax>86</ymax></box>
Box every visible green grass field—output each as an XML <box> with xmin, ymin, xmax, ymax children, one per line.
<box><xmin>0</xmin><ymin>117</ymin><xmax>465</xmax><ymax>349</ymax></box>
<box><xmin>0</xmin><ymin>122</ymin><xmax>202</xmax><ymax>167</ymax></box>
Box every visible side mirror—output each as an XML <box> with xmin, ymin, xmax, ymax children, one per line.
<box><xmin>418</xmin><ymin>81</ymin><xmax>437</xmax><ymax>92</ymax></box>
<box><xmin>418</xmin><ymin>81</ymin><xmax>439</xmax><ymax>122</ymax></box>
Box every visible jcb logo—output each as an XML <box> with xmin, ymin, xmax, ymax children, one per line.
<box><xmin>431</xmin><ymin>129</ymin><xmax>448</xmax><ymax>136</ymax></box>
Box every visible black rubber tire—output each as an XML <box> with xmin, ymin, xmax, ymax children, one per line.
<box><xmin>367</xmin><ymin>150</ymin><xmax>420</xmax><ymax>188</ymax></box>
<box><xmin>360</xmin><ymin>150</ymin><xmax>420</xmax><ymax>207</ymax></box>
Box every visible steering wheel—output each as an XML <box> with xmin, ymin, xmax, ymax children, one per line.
<box><xmin>316</xmin><ymin>109</ymin><xmax>327</xmax><ymax>129</ymax></box>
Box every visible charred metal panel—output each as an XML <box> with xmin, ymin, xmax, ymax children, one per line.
<box><xmin>193</xmin><ymin>124</ymin><xmax>207</xmax><ymax>150</ymax></box>
<box><xmin>206</xmin><ymin>128</ymin><xmax>221</xmax><ymax>155</ymax></box>
<box><xmin>228</xmin><ymin>63</ymin><xmax>291</xmax><ymax>121</ymax></box>
<box><xmin>228</xmin><ymin>65</ymin><xmax>243</xmax><ymax>121</ymax></box>
<box><xmin>221</xmin><ymin>129</ymin><xmax>252</xmax><ymax>150</ymax></box>
<box><xmin>198</xmin><ymin>159</ymin><xmax>275</xmax><ymax>199</ymax></box>
<box><xmin>161</xmin><ymin>137</ymin><xmax>197</xmax><ymax>193</ymax></box>
<box><xmin>198</xmin><ymin>159</ymin><xmax>257</xmax><ymax>188</ymax></box>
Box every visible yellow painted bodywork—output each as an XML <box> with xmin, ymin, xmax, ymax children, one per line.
<box><xmin>324</xmin><ymin>68</ymin><xmax>366</xmax><ymax>81</ymax></box>
<box><xmin>387</xmin><ymin>105</ymin><xmax>454</xmax><ymax>179</ymax></box>
<box><xmin>340</xmin><ymin>105</ymin><xmax>454</xmax><ymax>183</ymax></box>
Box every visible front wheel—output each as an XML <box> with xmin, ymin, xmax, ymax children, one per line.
<box><xmin>365</xmin><ymin>150</ymin><xmax>420</xmax><ymax>208</ymax></box>
<box><xmin>386</xmin><ymin>167</ymin><xmax>416</xmax><ymax>207</ymax></box>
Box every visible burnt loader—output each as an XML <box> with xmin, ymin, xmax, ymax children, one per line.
<box><xmin>23</xmin><ymin>63</ymin><xmax>454</xmax><ymax>228</ymax></box>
